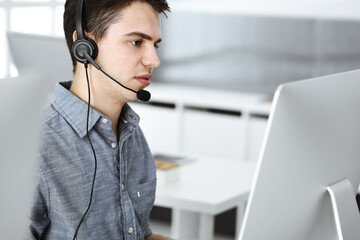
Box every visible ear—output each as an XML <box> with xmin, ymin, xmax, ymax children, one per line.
<box><xmin>85</xmin><ymin>31</ymin><xmax>95</xmax><ymax>42</ymax></box>
<box><xmin>73</xmin><ymin>30</ymin><xmax>95</xmax><ymax>42</ymax></box>
<box><xmin>72</xmin><ymin>30</ymin><xmax>78</xmax><ymax>42</ymax></box>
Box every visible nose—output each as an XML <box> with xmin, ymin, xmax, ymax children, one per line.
<box><xmin>142</xmin><ymin>46</ymin><xmax>161</xmax><ymax>69</ymax></box>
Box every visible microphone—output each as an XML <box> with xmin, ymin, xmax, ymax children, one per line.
<box><xmin>137</xmin><ymin>89</ymin><xmax>151</xmax><ymax>102</ymax></box>
<box><xmin>83</xmin><ymin>53</ymin><xmax>151</xmax><ymax>102</ymax></box>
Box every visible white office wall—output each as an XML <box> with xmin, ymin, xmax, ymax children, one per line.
<box><xmin>0</xmin><ymin>0</ymin><xmax>65</xmax><ymax>78</ymax></box>
<box><xmin>2</xmin><ymin>0</ymin><xmax>360</xmax><ymax>82</ymax></box>
<box><xmin>169</xmin><ymin>0</ymin><xmax>360</xmax><ymax>19</ymax></box>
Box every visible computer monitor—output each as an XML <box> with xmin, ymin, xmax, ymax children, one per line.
<box><xmin>238</xmin><ymin>69</ymin><xmax>360</xmax><ymax>240</ymax></box>
<box><xmin>7</xmin><ymin>32</ymin><xmax>73</xmax><ymax>85</ymax></box>
<box><xmin>0</xmin><ymin>72</ymin><xmax>49</xmax><ymax>239</ymax></box>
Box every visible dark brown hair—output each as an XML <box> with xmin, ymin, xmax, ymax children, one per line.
<box><xmin>63</xmin><ymin>0</ymin><xmax>170</xmax><ymax>71</ymax></box>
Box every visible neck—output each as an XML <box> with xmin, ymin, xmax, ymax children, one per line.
<box><xmin>71</xmin><ymin>65</ymin><xmax>126</xmax><ymax>139</ymax></box>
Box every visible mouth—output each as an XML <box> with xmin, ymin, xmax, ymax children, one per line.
<box><xmin>135</xmin><ymin>74</ymin><xmax>152</xmax><ymax>87</ymax></box>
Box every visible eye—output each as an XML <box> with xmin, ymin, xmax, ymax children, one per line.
<box><xmin>154</xmin><ymin>44</ymin><xmax>160</xmax><ymax>49</ymax></box>
<box><xmin>130</xmin><ymin>40</ymin><xmax>142</xmax><ymax>47</ymax></box>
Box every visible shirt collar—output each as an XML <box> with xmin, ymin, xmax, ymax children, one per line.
<box><xmin>51</xmin><ymin>81</ymin><xmax>140</xmax><ymax>138</ymax></box>
<box><xmin>120</xmin><ymin>103</ymin><xmax>140</xmax><ymax>126</ymax></box>
<box><xmin>51</xmin><ymin>81</ymin><xmax>101</xmax><ymax>138</ymax></box>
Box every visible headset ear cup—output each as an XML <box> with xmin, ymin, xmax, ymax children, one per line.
<box><xmin>87</xmin><ymin>38</ymin><xmax>98</xmax><ymax>60</ymax></box>
<box><xmin>71</xmin><ymin>39</ymin><xmax>98</xmax><ymax>64</ymax></box>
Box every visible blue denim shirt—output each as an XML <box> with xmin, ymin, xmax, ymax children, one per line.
<box><xmin>29</xmin><ymin>81</ymin><xmax>156</xmax><ymax>240</ymax></box>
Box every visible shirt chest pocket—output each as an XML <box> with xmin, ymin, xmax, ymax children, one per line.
<box><xmin>128</xmin><ymin>179</ymin><xmax>157</xmax><ymax>223</ymax></box>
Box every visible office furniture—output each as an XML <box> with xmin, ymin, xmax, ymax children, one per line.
<box><xmin>130</xmin><ymin>83</ymin><xmax>272</xmax><ymax>163</ymax></box>
<box><xmin>129</xmin><ymin>83</ymin><xmax>270</xmax><ymax>239</ymax></box>
<box><xmin>155</xmin><ymin>156</ymin><xmax>256</xmax><ymax>240</ymax></box>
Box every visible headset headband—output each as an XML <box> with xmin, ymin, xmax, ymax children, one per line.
<box><xmin>76</xmin><ymin>0</ymin><xmax>85</xmax><ymax>40</ymax></box>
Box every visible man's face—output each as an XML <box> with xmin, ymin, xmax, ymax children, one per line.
<box><xmin>92</xmin><ymin>1</ymin><xmax>161</xmax><ymax>103</ymax></box>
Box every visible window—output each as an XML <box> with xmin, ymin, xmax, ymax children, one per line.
<box><xmin>55</xmin><ymin>5</ymin><xmax>64</xmax><ymax>36</ymax></box>
<box><xmin>0</xmin><ymin>8</ymin><xmax>6</xmax><ymax>78</ymax></box>
<box><xmin>10</xmin><ymin>7</ymin><xmax>53</xmax><ymax>34</ymax></box>
<box><xmin>0</xmin><ymin>0</ymin><xmax>65</xmax><ymax>78</ymax></box>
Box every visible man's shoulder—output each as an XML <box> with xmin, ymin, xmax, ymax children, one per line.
<box><xmin>40</xmin><ymin>103</ymin><xmax>72</xmax><ymax>136</ymax></box>
<box><xmin>42</xmin><ymin>103</ymin><xmax>58</xmax><ymax>123</ymax></box>
<box><xmin>41</xmin><ymin>104</ymin><xmax>61</xmax><ymax>128</ymax></box>
<box><xmin>38</xmin><ymin>103</ymin><xmax>80</xmax><ymax>167</ymax></box>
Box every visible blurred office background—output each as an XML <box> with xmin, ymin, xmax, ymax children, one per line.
<box><xmin>1</xmin><ymin>0</ymin><xmax>360</xmax><ymax>93</ymax></box>
<box><xmin>2</xmin><ymin>0</ymin><xmax>360</xmax><ymax>239</ymax></box>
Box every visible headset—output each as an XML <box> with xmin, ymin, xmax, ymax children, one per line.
<box><xmin>71</xmin><ymin>0</ymin><xmax>151</xmax><ymax>239</ymax></box>
<box><xmin>71</xmin><ymin>0</ymin><xmax>98</xmax><ymax>66</ymax></box>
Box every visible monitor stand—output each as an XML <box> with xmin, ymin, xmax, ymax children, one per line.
<box><xmin>327</xmin><ymin>179</ymin><xmax>360</xmax><ymax>240</ymax></box>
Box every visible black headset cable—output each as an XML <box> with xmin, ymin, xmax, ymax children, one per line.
<box><xmin>73</xmin><ymin>63</ymin><xmax>98</xmax><ymax>240</ymax></box>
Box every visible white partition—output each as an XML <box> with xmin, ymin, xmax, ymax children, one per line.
<box><xmin>182</xmin><ymin>107</ymin><xmax>246</xmax><ymax>160</ymax></box>
<box><xmin>130</xmin><ymin>102</ymin><xmax>180</xmax><ymax>154</ymax></box>
<box><xmin>248</xmin><ymin>115</ymin><xmax>268</xmax><ymax>162</ymax></box>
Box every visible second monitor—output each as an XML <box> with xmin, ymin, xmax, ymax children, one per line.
<box><xmin>239</xmin><ymin>69</ymin><xmax>360</xmax><ymax>240</ymax></box>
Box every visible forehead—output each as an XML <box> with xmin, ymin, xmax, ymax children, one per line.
<box><xmin>108</xmin><ymin>2</ymin><xmax>161</xmax><ymax>38</ymax></box>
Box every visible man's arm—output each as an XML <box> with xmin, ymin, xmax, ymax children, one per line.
<box><xmin>28</xmin><ymin>170</ymin><xmax>50</xmax><ymax>239</ymax></box>
<box><xmin>146</xmin><ymin>233</ymin><xmax>173</xmax><ymax>240</ymax></box>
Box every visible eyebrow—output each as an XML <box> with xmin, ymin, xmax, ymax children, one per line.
<box><xmin>124</xmin><ymin>31</ymin><xmax>162</xmax><ymax>44</ymax></box>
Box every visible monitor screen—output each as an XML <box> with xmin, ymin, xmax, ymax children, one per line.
<box><xmin>7</xmin><ymin>32</ymin><xmax>73</xmax><ymax>85</ymax></box>
<box><xmin>0</xmin><ymin>73</ymin><xmax>49</xmax><ymax>239</ymax></box>
<box><xmin>239</xmin><ymin>69</ymin><xmax>360</xmax><ymax>240</ymax></box>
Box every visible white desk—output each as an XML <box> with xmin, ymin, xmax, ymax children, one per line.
<box><xmin>154</xmin><ymin>157</ymin><xmax>257</xmax><ymax>240</ymax></box>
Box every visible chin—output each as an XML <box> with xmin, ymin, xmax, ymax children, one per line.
<box><xmin>124</xmin><ymin>93</ymin><xmax>138</xmax><ymax>103</ymax></box>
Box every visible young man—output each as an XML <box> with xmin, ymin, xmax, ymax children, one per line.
<box><xmin>29</xmin><ymin>0</ymin><xmax>171</xmax><ymax>239</ymax></box>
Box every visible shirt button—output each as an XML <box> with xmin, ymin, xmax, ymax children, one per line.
<box><xmin>128</xmin><ymin>227</ymin><xmax>133</xmax><ymax>234</ymax></box>
<box><xmin>102</xmin><ymin>118</ymin><xmax>109</xmax><ymax>124</ymax></box>
<box><xmin>111</xmin><ymin>142</ymin><xmax>117</xmax><ymax>149</ymax></box>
